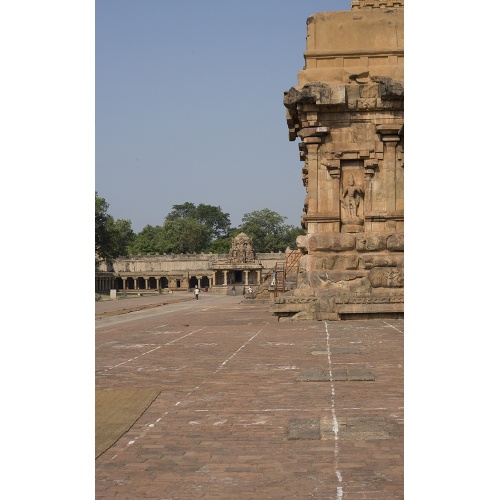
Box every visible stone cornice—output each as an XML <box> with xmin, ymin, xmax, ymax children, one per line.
<box><xmin>304</xmin><ymin>48</ymin><xmax>403</xmax><ymax>58</ymax></box>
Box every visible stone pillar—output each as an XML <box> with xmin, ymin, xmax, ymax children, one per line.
<box><xmin>305</xmin><ymin>142</ymin><xmax>320</xmax><ymax>233</ymax></box>
<box><xmin>223</xmin><ymin>271</ymin><xmax>228</xmax><ymax>286</ymax></box>
<box><xmin>383</xmin><ymin>138</ymin><xmax>398</xmax><ymax>215</ymax></box>
<box><xmin>376</xmin><ymin>124</ymin><xmax>403</xmax><ymax>217</ymax></box>
<box><xmin>244</xmin><ymin>271</ymin><xmax>249</xmax><ymax>285</ymax></box>
<box><xmin>133</xmin><ymin>278</ymin><xmax>137</xmax><ymax>290</ymax></box>
<box><xmin>257</xmin><ymin>270</ymin><xmax>261</xmax><ymax>283</ymax></box>
<box><xmin>325</xmin><ymin>157</ymin><xmax>341</xmax><ymax>233</ymax></box>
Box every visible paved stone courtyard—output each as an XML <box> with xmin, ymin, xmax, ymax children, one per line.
<box><xmin>95</xmin><ymin>293</ymin><xmax>403</xmax><ymax>499</ymax></box>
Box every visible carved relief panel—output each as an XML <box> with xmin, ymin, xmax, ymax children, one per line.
<box><xmin>340</xmin><ymin>163</ymin><xmax>365</xmax><ymax>233</ymax></box>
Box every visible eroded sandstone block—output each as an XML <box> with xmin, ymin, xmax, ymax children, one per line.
<box><xmin>272</xmin><ymin>1</ymin><xmax>404</xmax><ymax>321</ymax></box>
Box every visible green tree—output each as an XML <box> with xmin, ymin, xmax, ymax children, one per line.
<box><xmin>166</xmin><ymin>202</ymin><xmax>197</xmax><ymax>220</ymax></box>
<box><xmin>284</xmin><ymin>226</ymin><xmax>307</xmax><ymax>249</ymax></box>
<box><xmin>108</xmin><ymin>218</ymin><xmax>135</xmax><ymax>256</ymax></box>
<box><xmin>95</xmin><ymin>193</ymin><xmax>115</xmax><ymax>263</ymax></box>
<box><xmin>165</xmin><ymin>202</ymin><xmax>231</xmax><ymax>241</ymax></box>
<box><xmin>162</xmin><ymin>217</ymin><xmax>211</xmax><ymax>253</ymax></box>
<box><xmin>238</xmin><ymin>208</ymin><xmax>305</xmax><ymax>253</ymax></box>
<box><xmin>129</xmin><ymin>225</ymin><xmax>164</xmax><ymax>254</ymax></box>
<box><xmin>95</xmin><ymin>192</ymin><xmax>135</xmax><ymax>262</ymax></box>
<box><xmin>194</xmin><ymin>203</ymin><xmax>231</xmax><ymax>239</ymax></box>
<box><xmin>207</xmin><ymin>228</ymin><xmax>241</xmax><ymax>254</ymax></box>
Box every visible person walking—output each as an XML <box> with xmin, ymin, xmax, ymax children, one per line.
<box><xmin>231</xmin><ymin>286</ymin><xmax>236</xmax><ymax>296</ymax></box>
<box><xmin>194</xmin><ymin>286</ymin><xmax>200</xmax><ymax>300</ymax></box>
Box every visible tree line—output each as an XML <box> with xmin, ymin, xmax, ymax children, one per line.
<box><xmin>96</xmin><ymin>193</ymin><xmax>305</xmax><ymax>263</ymax></box>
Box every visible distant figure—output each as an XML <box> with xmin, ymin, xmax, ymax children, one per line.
<box><xmin>248</xmin><ymin>286</ymin><xmax>254</xmax><ymax>301</ymax></box>
<box><xmin>194</xmin><ymin>286</ymin><xmax>200</xmax><ymax>300</ymax></box>
<box><xmin>231</xmin><ymin>286</ymin><xmax>236</xmax><ymax>296</ymax></box>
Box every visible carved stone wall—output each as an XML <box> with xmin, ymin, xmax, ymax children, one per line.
<box><xmin>272</xmin><ymin>2</ymin><xmax>403</xmax><ymax>321</ymax></box>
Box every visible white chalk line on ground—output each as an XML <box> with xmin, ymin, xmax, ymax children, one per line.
<box><xmin>96</xmin><ymin>327</ymin><xmax>206</xmax><ymax>373</ymax></box>
<box><xmin>325</xmin><ymin>321</ymin><xmax>344</xmax><ymax>500</ymax></box>
<box><xmin>383</xmin><ymin>320</ymin><xmax>404</xmax><ymax>334</ymax></box>
<box><xmin>107</xmin><ymin>322</ymin><xmax>269</xmax><ymax>460</ymax></box>
<box><xmin>95</xmin><ymin>295</ymin><xmax>231</xmax><ymax>329</ymax></box>
<box><xmin>188</xmin><ymin>406</ymin><xmax>400</xmax><ymax>412</ymax></box>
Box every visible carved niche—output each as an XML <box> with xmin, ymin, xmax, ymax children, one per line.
<box><xmin>340</xmin><ymin>169</ymin><xmax>365</xmax><ymax>232</ymax></box>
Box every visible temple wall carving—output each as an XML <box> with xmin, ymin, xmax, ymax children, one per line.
<box><xmin>272</xmin><ymin>2</ymin><xmax>403</xmax><ymax>321</ymax></box>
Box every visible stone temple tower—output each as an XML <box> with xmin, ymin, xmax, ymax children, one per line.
<box><xmin>271</xmin><ymin>0</ymin><xmax>404</xmax><ymax>321</ymax></box>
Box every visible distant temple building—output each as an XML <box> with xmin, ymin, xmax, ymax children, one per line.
<box><xmin>96</xmin><ymin>233</ymin><xmax>297</xmax><ymax>297</ymax></box>
<box><xmin>271</xmin><ymin>0</ymin><xmax>404</xmax><ymax>320</ymax></box>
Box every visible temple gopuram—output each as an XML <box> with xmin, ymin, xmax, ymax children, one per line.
<box><xmin>271</xmin><ymin>0</ymin><xmax>404</xmax><ymax>321</ymax></box>
<box><xmin>210</xmin><ymin>232</ymin><xmax>264</xmax><ymax>293</ymax></box>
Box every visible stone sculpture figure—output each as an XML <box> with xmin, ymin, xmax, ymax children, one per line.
<box><xmin>229</xmin><ymin>232</ymin><xmax>255</xmax><ymax>263</ymax></box>
<box><xmin>341</xmin><ymin>174</ymin><xmax>363</xmax><ymax>219</ymax></box>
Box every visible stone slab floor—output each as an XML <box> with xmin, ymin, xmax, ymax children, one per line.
<box><xmin>95</xmin><ymin>293</ymin><xmax>403</xmax><ymax>499</ymax></box>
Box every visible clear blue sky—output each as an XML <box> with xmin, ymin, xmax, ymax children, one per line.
<box><xmin>96</xmin><ymin>0</ymin><xmax>352</xmax><ymax>232</ymax></box>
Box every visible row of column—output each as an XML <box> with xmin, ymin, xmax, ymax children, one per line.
<box><xmin>97</xmin><ymin>271</ymin><xmax>264</xmax><ymax>292</ymax></box>
<box><xmin>120</xmin><ymin>275</ymin><xmax>214</xmax><ymax>290</ymax></box>
<box><xmin>221</xmin><ymin>270</ymin><xmax>261</xmax><ymax>286</ymax></box>
<box><xmin>96</xmin><ymin>276</ymin><xmax>115</xmax><ymax>292</ymax></box>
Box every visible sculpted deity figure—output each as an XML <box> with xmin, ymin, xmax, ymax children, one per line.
<box><xmin>341</xmin><ymin>173</ymin><xmax>363</xmax><ymax>219</ymax></box>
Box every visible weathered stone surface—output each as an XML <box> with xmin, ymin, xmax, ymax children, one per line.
<box><xmin>296</xmin><ymin>368</ymin><xmax>375</xmax><ymax>382</ymax></box>
<box><xmin>359</xmin><ymin>254</ymin><xmax>404</xmax><ymax>269</ymax></box>
<box><xmin>311</xmin><ymin>347</ymin><xmax>361</xmax><ymax>355</ymax></box>
<box><xmin>290</xmin><ymin>415</ymin><xmax>393</xmax><ymax>441</ymax></box>
<box><xmin>356</xmin><ymin>234</ymin><xmax>388</xmax><ymax>252</ymax></box>
<box><xmin>368</xmin><ymin>268</ymin><xmax>404</xmax><ymax>288</ymax></box>
<box><xmin>387</xmin><ymin>232</ymin><xmax>404</xmax><ymax>251</ymax></box>
<box><xmin>313</xmin><ymin>254</ymin><xmax>359</xmax><ymax>271</ymax></box>
<box><xmin>284</xmin><ymin>82</ymin><xmax>346</xmax><ymax>108</ymax></box>
<box><xmin>287</xmin><ymin>418</ymin><xmax>321</xmax><ymax>440</ymax></box>
<box><xmin>271</xmin><ymin>1</ymin><xmax>404</xmax><ymax>321</ymax></box>
<box><xmin>320</xmin><ymin>416</ymin><xmax>393</xmax><ymax>441</ymax></box>
<box><xmin>308</xmin><ymin>233</ymin><xmax>356</xmax><ymax>252</ymax></box>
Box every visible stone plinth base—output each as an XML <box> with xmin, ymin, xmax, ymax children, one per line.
<box><xmin>270</xmin><ymin>290</ymin><xmax>403</xmax><ymax>321</ymax></box>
